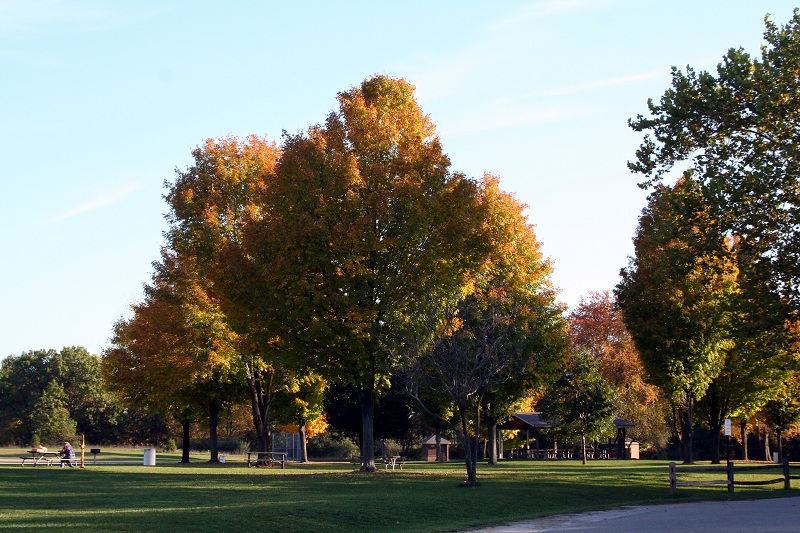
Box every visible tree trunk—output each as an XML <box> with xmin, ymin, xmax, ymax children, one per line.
<box><xmin>246</xmin><ymin>363</ymin><xmax>274</xmax><ymax>466</ymax></box>
<box><xmin>581</xmin><ymin>434</ymin><xmax>588</xmax><ymax>465</ymax></box>
<box><xmin>180</xmin><ymin>419</ymin><xmax>191</xmax><ymax>463</ymax></box>
<box><xmin>298</xmin><ymin>424</ymin><xmax>308</xmax><ymax>463</ymax></box>
<box><xmin>208</xmin><ymin>400</ymin><xmax>220</xmax><ymax>463</ymax></box>
<box><xmin>764</xmin><ymin>428</ymin><xmax>771</xmax><ymax>461</ymax></box>
<box><xmin>498</xmin><ymin>429</ymin><xmax>504</xmax><ymax>461</ymax></box>
<box><xmin>709</xmin><ymin>415</ymin><xmax>723</xmax><ymax>465</ymax></box>
<box><xmin>435</xmin><ymin>429</ymin><xmax>444</xmax><ymax>462</ymax></box>
<box><xmin>706</xmin><ymin>386</ymin><xmax>723</xmax><ymax>464</ymax></box>
<box><xmin>459</xmin><ymin>406</ymin><xmax>477</xmax><ymax>486</ymax></box>
<box><xmin>682</xmin><ymin>390</ymin><xmax>694</xmax><ymax>464</ymax></box>
<box><xmin>740</xmin><ymin>420</ymin><xmax>748</xmax><ymax>461</ymax></box>
<box><xmin>358</xmin><ymin>389</ymin><xmax>377</xmax><ymax>472</ymax></box>
<box><xmin>487</xmin><ymin>415</ymin><xmax>498</xmax><ymax>466</ymax></box>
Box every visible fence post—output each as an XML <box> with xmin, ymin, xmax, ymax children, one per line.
<box><xmin>669</xmin><ymin>462</ymin><xmax>677</xmax><ymax>495</ymax></box>
<box><xmin>727</xmin><ymin>461</ymin><xmax>735</xmax><ymax>493</ymax></box>
<box><xmin>784</xmin><ymin>457</ymin><xmax>791</xmax><ymax>490</ymax></box>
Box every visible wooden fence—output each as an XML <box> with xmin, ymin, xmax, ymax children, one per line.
<box><xmin>669</xmin><ymin>459</ymin><xmax>800</xmax><ymax>495</ymax></box>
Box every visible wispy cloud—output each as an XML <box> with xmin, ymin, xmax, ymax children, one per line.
<box><xmin>526</xmin><ymin>69</ymin><xmax>668</xmax><ymax>98</ymax></box>
<box><xmin>0</xmin><ymin>0</ymin><xmax>110</xmax><ymax>32</ymax></box>
<box><xmin>439</xmin><ymin>66</ymin><xmax>661</xmax><ymax>136</ymax></box>
<box><xmin>48</xmin><ymin>182</ymin><xmax>143</xmax><ymax>223</ymax></box>
<box><xmin>442</xmin><ymin>102</ymin><xmax>583</xmax><ymax>136</ymax></box>
<box><xmin>413</xmin><ymin>0</ymin><xmax>614</xmax><ymax>102</ymax></box>
<box><xmin>0</xmin><ymin>0</ymin><xmax>173</xmax><ymax>36</ymax></box>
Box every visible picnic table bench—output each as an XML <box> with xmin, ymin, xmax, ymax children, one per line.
<box><xmin>245</xmin><ymin>451</ymin><xmax>287</xmax><ymax>468</ymax></box>
<box><xmin>349</xmin><ymin>455</ymin><xmax>406</xmax><ymax>470</ymax></box>
<box><xmin>20</xmin><ymin>451</ymin><xmax>60</xmax><ymax>466</ymax></box>
<box><xmin>383</xmin><ymin>455</ymin><xmax>405</xmax><ymax>471</ymax></box>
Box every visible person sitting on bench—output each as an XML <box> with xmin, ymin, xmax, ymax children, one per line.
<box><xmin>60</xmin><ymin>442</ymin><xmax>75</xmax><ymax>468</ymax></box>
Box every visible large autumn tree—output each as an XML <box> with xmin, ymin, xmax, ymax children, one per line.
<box><xmin>103</xmin><ymin>252</ymin><xmax>242</xmax><ymax>462</ymax></box>
<box><xmin>238</xmin><ymin>76</ymin><xmax>496</xmax><ymax>471</ymax></box>
<box><xmin>164</xmin><ymin>135</ymin><xmax>287</xmax><ymax>459</ymax></box>
<box><xmin>569</xmin><ymin>291</ymin><xmax>669</xmax><ymax>450</ymax></box>
<box><xmin>616</xmin><ymin>176</ymin><xmax>739</xmax><ymax>463</ymax></box>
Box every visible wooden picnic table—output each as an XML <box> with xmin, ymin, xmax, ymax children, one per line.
<box><xmin>245</xmin><ymin>451</ymin><xmax>287</xmax><ymax>468</ymax></box>
<box><xmin>20</xmin><ymin>451</ymin><xmax>60</xmax><ymax>466</ymax></box>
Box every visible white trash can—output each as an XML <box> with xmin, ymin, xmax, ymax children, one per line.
<box><xmin>219</xmin><ymin>455</ymin><xmax>226</xmax><ymax>463</ymax></box>
<box><xmin>144</xmin><ymin>447</ymin><xmax>156</xmax><ymax>466</ymax></box>
<box><xmin>773</xmin><ymin>451</ymin><xmax>780</xmax><ymax>464</ymax></box>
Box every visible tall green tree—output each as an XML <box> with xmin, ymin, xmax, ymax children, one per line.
<box><xmin>616</xmin><ymin>176</ymin><xmax>738</xmax><ymax>463</ymax></box>
<box><xmin>628</xmin><ymin>10</ymin><xmax>800</xmax><ymax>315</ymax></box>
<box><xmin>0</xmin><ymin>348</ymin><xmax>118</xmax><ymax>446</ymax></box>
<box><xmin>537</xmin><ymin>351</ymin><xmax>615</xmax><ymax>465</ymax></box>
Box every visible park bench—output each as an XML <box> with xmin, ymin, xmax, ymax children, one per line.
<box><xmin>58</xmin><ymin>448</ymin><xmax>101</xmax><ymax>467</ymax></box>
<box><xmin>59</xmin><ymin>457</ymin><xmax>77</xmax><ymax>467</ymax></box>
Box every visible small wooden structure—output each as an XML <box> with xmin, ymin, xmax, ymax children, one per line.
<box><xmin>420</xmin><ymin>436</ymin><xmax>450</xmax><ymax>462</ymax></box>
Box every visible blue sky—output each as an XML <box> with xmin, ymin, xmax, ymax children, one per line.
<box><xmin>1</xmin><ymin>0</ymin><xmax>796</xmax><ymax>358</ymax></box>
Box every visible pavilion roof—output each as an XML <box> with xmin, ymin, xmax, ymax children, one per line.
<box><xmin>497</xmin><ymin>412</ymin><xmax>634</xmax><ymax>430</ymax></box>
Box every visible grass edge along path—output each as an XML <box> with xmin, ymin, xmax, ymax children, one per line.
<box><xmin>0</xmin><ymin>459</ymin><xmax>797</xmax><ymax>532</ymax></box>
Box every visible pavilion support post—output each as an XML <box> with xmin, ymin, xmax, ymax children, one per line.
<box><xmin>526</xmin><ymin>429</ymin><xmax>530</xmax><ymax>458</ymax></box>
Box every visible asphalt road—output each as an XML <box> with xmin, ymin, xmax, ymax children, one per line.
<box><xmin>466</xmin><ymin>497</ymin><xmax>800</xmax><ymax>532</ymax></box>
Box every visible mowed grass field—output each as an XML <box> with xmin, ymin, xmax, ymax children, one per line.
<box><xmin>1</xmin><ymin>448</ymin><xmax>797</xmax><ymax>532</ymax></box>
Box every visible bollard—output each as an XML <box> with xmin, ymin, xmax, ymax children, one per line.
<box><xmin>669</xmin><ymin>462</ymin><xmax>677</xmax><ymax>495</ymax></box>
<box><xmin>143</xmin><ymin>447</ymin><xmax>156</xmax><ymax>466</ymax></box>
<box><xmin>727</xmin><ymin>461</ymin><xmax>735</xmax><ymax>493</ymax></box>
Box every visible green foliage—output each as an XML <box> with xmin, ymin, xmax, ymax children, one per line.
<box><xmin>568</xmin><ymin>291</ymin><xmax>670</xmax><ymax>450</ymax></box>
<box><xmin>627</xmin><ymin>12</ymin><xmax>800</xmax><ymax>459</ymax></box>
<box><xmin>629</xmin><ymin>9</ymin><xmax>800</xmax><ymax>314</ymax></box>
<box><xmin>0</xmin><ymin>348</ymin><xmax>120</xmax><ymax>446</ymax></box>
<box><xmin>271</xmin><ymin>373</ymin><xmax>326</xmax><ymax>429</ymax></box>
<box><xmin>763</xmin><ymin>378</ymin><xmax>800</xmax><ymax>438</ymax></box>
<box><xmin>29</xmin><ymin>382</ymin><xmax>77</xmax><ymax>445</ymax></box>
<box><xmin>306</xmin><ymin>431</ymin><xmax>360</xmax><ymax>458</ymax></box>
<box><xmin>617</xmin><ymin>177</ymin><xmax>737</xmax><ymax>405</ymax></box>
<box><xmin>538</xmin><ymin>351</ymin><xmax>616</xmax><ymax>447</ymax></box>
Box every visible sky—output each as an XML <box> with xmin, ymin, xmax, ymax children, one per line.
<box><xmin>1</xmin><ymin>0</ymin><xmax>797</xmax><ymax>359</ymax></box>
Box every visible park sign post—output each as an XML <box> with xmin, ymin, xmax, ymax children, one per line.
<box><xmin>724</xmin><ymin>419</ymin><xmax>731</xmax><ymax>462</ymax></box>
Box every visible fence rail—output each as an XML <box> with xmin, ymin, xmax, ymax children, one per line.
<box><xmin>669</xmin><ymin>459</ymin><xmax>799</xmax><ymax>495</ymax></box>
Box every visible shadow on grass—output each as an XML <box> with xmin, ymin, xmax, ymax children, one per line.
<box><xmin>0</xmin><ymin>461</ymin><xmax>795</xmax><ymax>532</ymax></box>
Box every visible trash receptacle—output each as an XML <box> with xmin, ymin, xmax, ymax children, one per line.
<box><xmin>773</xmin><ymin>452</ymin><xmax>780</xmax><ymax>464</ymax></box>
<box><xmin>144</xmin><ymin>447</ymin><xmax>156</xmax><ymax>466</ymax></box>
<box><xmin>219</xmin><ymin>455</ymin><xmax>226</xmax><ymax>463</ymax></box>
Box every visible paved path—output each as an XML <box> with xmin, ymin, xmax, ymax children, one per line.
<box><xmin>467</xmin><ymin>497</ymin><xmax>800</xmax><ymax>532</ymax></box>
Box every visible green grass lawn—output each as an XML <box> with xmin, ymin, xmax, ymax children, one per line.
<box><xmin>1</xmin><ymin>452</ymin><xmax>796</xmax><ymax>533</ymax></box>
